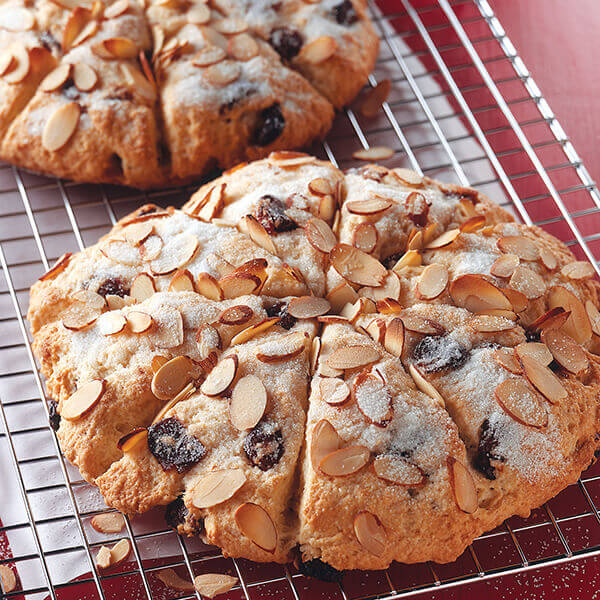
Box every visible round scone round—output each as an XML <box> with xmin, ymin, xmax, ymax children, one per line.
<box><xmin>0</xmin><ymin>0</ymin><xmax>378</xmax><ymax>187</ymax></box>
<box><xmin>29</xmin><ymin>154</ymin><xmax>600</xmax><ymax>572</ymax></box>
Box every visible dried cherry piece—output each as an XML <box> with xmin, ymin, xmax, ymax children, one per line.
<box><xmin>412</xmin><ymin>336</ymin><xmax>469</xmax><ymax>373</ymax></box>
<box><xmin>266</xmin><ymin>301</ymin><xmax>296</xmax><ymax>330</ymax></box>
<box><xmin>148</xmin><ymin>418</ymin><xmax>206</xmax><ymax>473</ymax></box>
<box><xmin>96</xmin><ymin>277</ymin><xmax>130</xmax><ymax>298</ymax></box>
<box><xmin>253</xmin><ymin>104</ymin><xmax>285</xmax><ymax>146</ymax></box>
<box><xmin>243</xmin><ymin>422</ymin><xmax>284</xmax><ymax>471</ymax></box>
<box><xmin>332</xmin><ymin>0</ymin><xmax>358</xmax><ymax>25</ymax></box>
<box><xmin>270</xmin><ymin>27</ymin><xmax>304</xmax><ymax>60</ymax></box>
<box><xmin>254</xmin><ymin>195</ymin><xmax>298</xmax><ymax>234</ymax></box>
<box><xmin>404</xmin><ymin>192</ymin><xmax>430</xmax><ymax>227</ymax></box>
<box><xmin>298</xmin><ymin>558</ymin><xmax>344</xmax><ymax>582</ymax></box>
<box><xmin>48</xmin><ymin>399</ymin><xmax>60</xmax><ymax>431</ymax></box>
<box><xmin>473</xmin><ymin>418</ymin><xmax>504</xmax><ymax>480</ymax></box>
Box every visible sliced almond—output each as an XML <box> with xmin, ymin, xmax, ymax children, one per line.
<box><xmin>39</xmin><ymin>252</ymin><xmax>72</xmax><ymax>281</ymax></box>
<box><xmin>408</xmin><ymin>364</ymin><xmax>444</xmax><ymax>407</ymax></box>
<box><xmin>561</xmin><ymin>261</ymin><xmax>595</xmax><ymax>280</ymax></box>
<box><xmin>448</xmin><ymin>457</ymin><xmax>478</xmax><ymax>513</ymax></box>
<box><xmin>374</xmin><ymin>455</ymin><xmax>424</xmax><ymax>486</ymax></box>
<box><xmin>508</xmin><ymin>265</ymin><xmax>545</xmax><ymax>299</ymax></box>
<box><xmin>256</xmin><ymin>333</ymin><xmax>305</xmax><ymax>363</ymax></box>
<box><xmin>124</xmin><ymin>222</ymin><xmax>153</xmax><ymax>246</ymax></box>
<box><xmin>130</xmin><ymin>273</ymin><xmax>155</xmax><ymax>301</ymax></box>
<box><xmin>230</xmin><ymin>375</ymin><xmax>267</xmax><ymax>430</ymax></box>
<box><xmin>319</xmin><ymin>377</ymin><xmax>350</xmax><ymax>406</ymax></box>
<box><xmin>460</xmin><ymin>215</ymin><xmax>486</xmax><ymax>233</ymax></box>
<box><xmin>360</xmin><ymin>78</ymin><xmax>391</xmax><ymax>117</ymax></box>
<box><xmin>449</xmin><ymin>274</ymin><xmax>512</xmax><ymax>312</ymax></box>
<box><xmin>197</xmin><ymin>272</ymin><xmax>224</xmax><ymax>301</ymax></box>
<box><xmin>319</xmin><ymin>445</ymin><xmax>370</xmax><ymax>477</ymax></box>
<box><xmin>196</xmin><ymin>324</ymin><xmax>222</xmax><ymax>359</ymax></box>
<box><xmin>391</xmin><ymin>168</ymin><xmax>424</xmax><ymax>187</ymax></box>
<box><xmin>228</xmin><ymin>33</ymin><xmax>258</xmax><ymax>61</ymax></box>
<box><xmin>353</xmin><ymin>511</ymin><xmax>387</xmax><ymax>556</ymax></box>
<box><xmin>201</xmin><ymin>355</ymin><xmax>238</xmax><ymax>396</ymax></box>
<box><xmin>298</xmin><ymin>35</ymin><xmax>337</xmax><ymax>64</ymax></box>
<box><xmin>353</xmin><ymin>222</ymin><xmax>378</xmax><ymax>254</ymax></box>
<box><xmin>425</xmin><ymin>228</ymin><xmax>460</xmax><ymax>250</ymax></box>
<box><xmin>308</xmin><ymin>177</ymin><xmax>334</xmax><ymax>197</ymax></box>
<box><xmin>156</xmin><ymin>568</ymin><xmax>195</xmax><ymax>592</ymax></box>
<box><xmin>151</xmin><ymin>383</ymin><xmax>196</xmax><ymax>425</ymax></box>
<box><xmin>117</xmin><ymin>428</ymin><xmax>148</xmax><ymax>453</ymax></box>
<box><xmin>151</xmin><ymin>355</ymin><xmax>169</xmax><ymax>373</ymax></box>
<box><xmin>497</xmin><ymin>236</ymin><xmax>539</xmax><ymax>261</ymax></box>
<box><xmin>3</xmin><ymin>44</ymin><xmax>29</xmax><ymax>84</ymax></box>
<box><xmin>326</xmin><ymin>282</ymin><xmax>358</xmax><ymax>313</ymax></box>
<box><xmin>382</xmin><ymin>317</ymin><xmax>404</xmax><ymax>357</ymax></box>
<box><xmin>150</xmin><ymin>235</ymin><xmax>199</xmax><ymax>275</ymax></box>
<box><xmin>230</xmin><ymin>317</ymin><xmax>279</xmax><ymax>345</ymax></box>
<box><xmin>541</xmin><ymin>328</ymin><xmax>589</xmax><ymax>374</ymax></box>
<box><xmin>151</xmin><ymin>355</ymin><xmax>193</xmax><ymax>400</ymax></box>
<box><xmin>62</xmin><ymin>301</ymin><xmax>101</xmax><ymax>330</ymax></box>
<box><xmin>104</xmin><ymin>37</ymin><xmax>138</xmax><ymax>58</ymax></box>
<box><xmin>42</xmin><ymin>102</ymin><xmax>80</xmax><ymax>152</ymax></box>
<box><xmin>62</xmin><ymin>380</ymin><xmax>105</xmax><ymax>421</ymax></box>
<box><xmin>286</xmin><ymin>296</ymin><xmax>328</xmax><ymax>319</ymax></box>
<box><xmin>416</xmin><ymin>263</ymin><xmax>448</xmax><ymax>300</ymax></box>
<box><xmin>169</xmin><ymin>269</ymin><xmax>196</xmax><ymax>292</ymax></box>
<box><xmin>490</xmin><ymin>253</ymin><xmax>519</xmax><ymax>278</ymax></box>
<box><xmin>152</xmin><ymin>307</ymin><xmax>184</xmax><ymax>349</ymax></box>
<box><xmin>219</xmin><ymin>272</ymin><xmax>260</xmax><ymax>299</ymax></box>
<box><xmin>365</xmin><ymin>317</ymin><xmax>386</xmax><ymax>344</ymax></box>
<box><xmin>401</xmin><ymin>315</ymin><xmax>444</xmax><ymax>335</ymax></box>
<box><xmin>0</xmin><ymin>6</ymin><xmax>34</xmax><ymax>31</ymax></box>
<box><xmin>494</xmin><ymin>348</ymin><xmax>523</xmax><ymax>374</ymax></box>
<box><xmin>101</xmin><ymin>239</ymin><xmax>140</xmax><ymax>266</ymax></box>
<box><xmin>376</xmin><ymin>298</ymin><xmax>403</xmax><ymax>315</ymax></box>
<box><xmin>495</xmin><ymin>378</ymin><xmax>548</xmax><ymax>428</ymax></box>
<box><xmin>391</xmin><ymin>249</ymin><xmax>421</xmax><ymax>273</ymax></box>
<box><xmin>40</xmin><ymin>63</ymin><xmax>71</xmax><ymax>92</ymax></box>
<box><xmin>192</xmin><ymin>469</ymin><xmax>246</xmax><ymax>508</ymax></box>
<box><xmin>139</xmin><ymin>234</ymin><xmax>163</xmax><ymax>260</ymax></box>
<box><xmin>515</xmin><ymin>342</ymin><xmax>552</xmax><ymax>366</ymax></box>
<box><xmin>501</xmin><ymin>287</ymin><xmax>528</xmax><ymax>313</ymax></box>
<box><xmin>218</xmin><ymin>305</ymin><xmax>253</xmax><ymax>326</ymax></box>
<box><xmin>72</xmin><ymin>289</ymin><xmax>106</xmax><ymax>309</ymax></box>
<box><xmin>326</xmin><ymin>345</ymin><xmax>380</xmax><ymax>370</ymax></box>
<box><xmin>586</xmin><ymin>301</ymin><xmax>600</xmax><ymax>336</ymax></box>
<box><xmin>267</xmin><ymin>150</ymin><xmax>314</xmax><ymax>168</ymax></box>
<box><xmin>238</xmin><ymin>215</ymin><xmax>276</xmax><ymax>254</ymax></box>
<box><xmin>470</xmin><ymin>314</ymin><xmax>515</xmax><ymax>333</ymax></box>
<box><xmin>97</xmin><ymin>311</ymin><xmax>127</xmax><ymax>336</ymax></box>
<box><xmin>330</xmin><ymin>243</ymin><xmax>387</xmax><ymax>287</ymax></box>
<box><xmin>105</xmin><ymin>0</ymin><xmax>129</xmax><ymax>18</ymax></box>
<box><xmin>547</xmin><ymin>285</ymin><xmax>592</xmax><ymax>344</ymax></box>
<box><xmin>519</xmin><ymin>354</ymin><xmax>566</xmax><ymax>404</ymax></box>
<box><xmin>310</xmin><ymin>336</ymin><xmax>321</xmax><ymax>375</ymax></box>
<box><xmin>235</xmin><ymin>503</ymin><xmax>277</xmax><ymax>552</ymax></box>
<box><xmin>110</xmin><ymin>539</ymin><xmax>131</xmax><ymax>565</ymax></box>
<box><xmin>213</xmin><ymin>17</ymin><xmax>247</xmax><ymax>35</ymax></box>
<box><xmin>346</xmin><ymin>196</ymin><xmax>392</xmax><ymax>216</ymax></box>
<box><xmin>193</xmin><ymin>44</ymin><xmax>227</xmax><ymax>67</ymax></box>
<box><xmin>540</xmin><ymin>247</ymin><xmax>558</xmax><ymax>270</ymax></box>
<box><xmin>310</xmin><ymin>419</ymin><xmax>341</xmax><ymax>470</ymax></box>
<box><xmin>0</xmin><ymin>52</ymin><xmax>14</xmax><ymax>78</ymax></box>
<box><xmin>72</xmin><ymin>20</ymin><xmax>98</xmax><ymax>48</ymax></box>
<box><xmin>194</xmin><ymin>574</ymin><xmax>238</xmax><ymax>599</ymax></box>
<box><xmin>96</xmin><ymin>545</ymin><xmax>112</xmax><ymax>569</ymax></box>
<box><xmin>105</xmin><ymin>294</ymin><xmax>129</xmax><ymax>310</ymax></box>
<box><xmin>353</xmin><ymin>371</ymin><xmax>393</xmax><ymax>427</ymax></box>
<box><xmin>204</xmin><ymin>59</ymin><xmax>241</xmax><ymax>86</ymax></box>
<box><xmin>353</xmin><ymin>146</ymin><xmax>394</xmax><ymax>161</ymax></box>
<box><xmin>318</xmin><ymin>194</ymin><xmax>337</xmax><ymax>223</ymax></box>
<box><xmin>359</xmin><ymin>271</ymin><xmax>402</xmax><ymax>302</ymax></box>
<box><xmin>187</xmin><ymin>2</ymin><xmax>210</xmax><ymax>24</ymax></box>
<box><xmin>91</xmin><ymin>513</ymin><xmax>124</xmax><ymax>534</ymax></box>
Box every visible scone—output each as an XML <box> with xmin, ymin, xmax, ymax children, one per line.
<box><xmin>29</xmin><ymin>154</ymin><xmax>600</xmax><ymax>573</ymax></box>
<box><xmin>0</xmin><ymin>0</ymin><xmax>377</xmax><ymax>187</ymax></box>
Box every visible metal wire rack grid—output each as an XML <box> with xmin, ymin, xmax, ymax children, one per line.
<box><xmin>1</xmin><ymin>0</ymin><xmax>600</xmax><ymax>599</ymax></box>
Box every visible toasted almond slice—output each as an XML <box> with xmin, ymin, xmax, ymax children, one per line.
<box><xmin>311</xmin><ymin>419</ymin><xmax>341</xmax><ymax>469</ymax></box>
<box><xmin>310</xmin><ymin>336</ymin><xmax>321</xmax><ymax>375</ymax></box>
<box><xmin>139</xmin><ymin>234</ymin><xmax>163</xmax><ymax>260</ymax></box>
<box><xmin>299</xmin><ymin>35</ymin><xmax>336</xmax><ymax>63</ymax></box>
<box><xmin>124</xmin><ymin>222</ymin><xmax>153</xmax><ymax>247</ymax></box>
<box><xmin>392</xmin><ymin>249</ymin><xmax>422</xmax><ymax>273</ymax></box>
<box><xmin>540</xmin><ymin>247</ymin><xmax>558</xmax><ymax>270</ymax></box>
<box><xmin>359</xmin><ymin>271</ymin><xmax>401</xmax><ymax>303</ymax></box>
<box><xmin>541</xmin><ymin>328</ymin><xmax>589</xmax><ymax>374</ymax></box>
<box><xmin>319</xmin><ymin>377</ymin><xmax>350</xmax><ymax>406</ymax></box>
<box><xmin>351</xmin><ymin>222</ymin><xmax>378</xmax><ymax>254</ymax></box>
<box><xmin>201</xmin><ymin>355</ymin><xmax>238</xmax><ymax>396</ymax></box>
<box><xmin>520</xmin><ymin>354</ymin><xmax>566</xmax><ymax>404</ymax></box>
<box><xmin>0</xmin><ymin>52</ymin><xmax>14</xmax><ymax>77</ymax></box>
<box><xmin>425</xmin><ymin>228</ymin><xmax>460</xmax><ymax>250</ymax></box>
<box><xmin>470</xmin><ymin>314</ymin><xmax>515</xmax><ymax>333</ymax></box>
<box><xmin>39</xmin><ymin>252</ymin><xmax>72</xmax><ymax>281</ymax></box>
<box><xmin>495</xmin><ymin>378</ymin><xmax>548</xmax><ymax>428</ymax></box>
<box><xmin>72</xmin><ymin>20</ymin><xmax>98</xmax><ymax>48</ymax></box>
<box><xmin>330</xmin><ymin>244</ymin><xmax>387</xmax><ymax>287</ymax></box>
<box><xmin>195</xmin><ymin>325</ymin><xmax>221</xmax><ymax>360</ymax></box>
<box><xmin>501</xmin><ymin>287</ymin><xmax>528</xmax><ymax>313</ymax></box>
<box><xmin>391</xmin><ymin>167</ymin><xmax>424</xmax><ymax>187</ymax></box>
<box><xmin>449</xmin><ymin>274</ymin><xmax>512</xmax><ymax>312</ymax></box>
<box><xmin>401</xmin><ymin>315</ymin><xmax>444</xmax><ymax>335</ymax></box>
<box><xmin>304</xmin><ymin>217</ymin><xmax>337</xmax><ymax>254</ymax></box>
<box><xmin>151</xmin><ymin>382</ymin><xmax>196</xmax><ymax>425</ymax></box>
<box><xmin>101</xmin><ymin>239</ymin><xmax>140</xmax><ymax>265</ymax></box>
<box><xmin>353</xmin><ymin>371</ymin><xmax>393</xmax><ymax>427</ymax></box>
<box><xmin>195</xmin><ymin>272</ymin><xmax>222</xmax><ymax>301</ymax></box>
<box><xmin>326</xmin><ymin>345</ymin><xmax>380</xmax><ymax>370</ymax></box>
<box><xmin>509</xmin><ymin>265</ymin><xmax>545</xmax><ymax>299</ymax></box>
<box><xmin>230</xmin><ymin>317</ymin><xmax>279</xmax><ymax>345</ymax></box>
<box><xmin>586</xmin><ymin>301</ymin><xmax>600</xmax><ymax>336</ymax></box>
<box><xmin>204</xmin><ymin>59</ymin><xmax>241</xmax><ymax>86</ymax></box>
<box><xmin>1</xmin><ymin>6</ymin><xmax>34</xmax><ymax>31</ymax></box>
<box><xmin>226</xmin><ymin>33</ymin><xmax>258</xmax><ymax>61</ymax></box>
<box><xmin>287</xmin><ymin>296</ymin><xmax>329</xmax><ymax>319</ymax></box>
<box><xmin>360</xmin><ymin>78</ymin><xmax>391</xmax><ymax>117</ymax></box>
<box><xmin>235</xmin><ymin>503</ymin><xmax>277</xmax><ymax>552</ymax></box>
<box><xmin>547</xmin><ymin>285</ymin><xmax>592</xmax><ymax>343</ymax></box>
<box><xmin>374</xmin><ymin>454</ymin><xmax>424</xmax><ymax>486</ymax></box>
<box><xmin>561</xmin><ymin>261</ymin><xmax>595</xmax><ymax>280</ymax></box>
<box><xmin>346</xmin><ymin>196</ymin><xmax>392</xmax><ymax>216</ymax></box>
<box><xmin>515</xmin><ymin>342</ymin><xmax>552</xmax><ymax>366</ymax></box>
<box><xmin>308</xmin><ymin>177</ymin><xmax>334</xmax><ymax>197</ymax></box>
<box><xmin>376</xmin><ymin>298</ymin><xmax>403</xmax><ymax>315</ymax></box>
<box><xmin>494</xmin><ymin>348</ymin><xmax>522</xmax><ymax>374</ymax></box>
<box><xmin>213</xmin><ymin>17</ymin><xmax>247</xmax><ymax>35</ymax></box>
<box><xmin>353</xmin><ymin>146</ymin><xmax>395</xmax><ymax>161</ymax></box>
<box><xmin>104</xmin><ymin>294</ymin><xmax>127</xmax><ymax>310</ymax></box>
<box><xmin>62</xmin><ymin>380</ymin><xmax>105</xmax><ymax>421</ymax></box>
<box><xmin>194</xmin><ymin>574</ymin><xmax>238</xmax><ymax>599</ymax></box>
<box><xmin>152</xmin><ymin>307</ymin><xmax>184</xmax><ymax>349</ymax></box>
<box><xmin>477</xmin><ymin>308</ymin><xmax>518</xmax><ymax>320</ymax></box>
<box><xmin>193</xmin><ymin>46</ymin><xmax>226</xmax><ymax>69</ymax></box>
<box><xmin>104</xmin><ymin>37</ymin><xmax>138</xmax><ymax>58</ymax></box>
<box><xmin>319</xmin><ymin>445</ymin><xmax>370</xmax><ymax>477</ymax></box>
<box><xmin>117</xmin><ymin>427</ymin><xmax>148</xmax><ymax>452</ymax></box>
<box><xmin>217</xmin><ymin>305</ymin><xmax>252</xmax><ymax>326</ymax></box>
<box><xmin>460</xmin><ymin>215</ymin><xmax>486</xmax><ymax>233</ymax></box>
<box><xmin>104</xmin><ymin>0</ymin><xmax>129</xmax><ymax>18</ymax></box>
<box><xmin>72</xmin><ymin>289</ymin><xmax>106</xmax><ymax>309</ymax></box>
<box><xmin>3</xmin><ymin>44</ymin><xmax>29</xmax><ymax>84</ymax></box>
<box><xmin>497</xmin><ymin>236</ymin><xmax>539</xmax><ymax>261</ymax></box>
<box><xmin>187</xmin><ymin>2</ymin><xmax>210</xmax><ymax>24</ymax></box>
<box><xmin>365</xmin><ymin>317</ymin><xmax>386</xmax><ymax>344</ymax></box>
<box><xmin>326</xmin><ymin>282</ymin><xmax>358</xmax><ymax>313</ymax></box>
<box><xmin>416</xmin><ymin>263</ymin><xmax>448</xmax><ymax>300</ymax></box>
<box><xmin>192</xmin><ymin>469</ymin><xmax>246</xmax><ymax>508</ymax></box>
<box><xmin>219</xmin><ymin>272</ymin><xmax>260</xmax><ymax>299</ymax></box>
<box><xmin>96</xmin><ymin>545</ymin><xmax>112</xmax><ymax>569</ymax></box>
<box><xmin>353</xmin><ymin>511</ymin><xmax>387</xmax><ymax>556</ymax></box>
<box><xmin>151</xmin><ymin>356</ymin><xmax>193</xmax><ymax>400</ymax></box>
<box><xmin>408</xmin><ymin>364</ymin><xmax>445</xmax><ymax>407</ymax></box>
<box><xmin>318</xmin><ymin>194</ymin><xmax>337</xmax><ymax>223</ymax></box>
<box><xmin>267</xmin><ymin>150</ymin><xmax>314</xmax><ymax>167</ymax></box>
<box><xmin>151</xmin><ymin>235</ymin><xmax>199</xmax><ymax>275</ymax></box>
<box><xmin>407</xmin><ymin>229</ymin><xmax>423</xmax><ymax>251</ymax></box>
<box><xmin>91</xmin><ymin>513</ymin><xmax>124</xmax><ymax>534</ymax></box>
<box><xmin>169</xmin><ymin>269</ymin><xmax>195</xmax><ymax>293</ymax></box>
<box><xmin>62</xmin><ymin>7</ymin><xmax>90</xmax><ymax>51</ymax></box>
<box><xmin>130</xmin><ymin>273</ymin><xmax>155</xmax><ymax>302</ymax></box>
<box><xmin>448</xmin><ymin>457</ymin><xmax>478</xmax><ymax>513</ymax></box>
<box><xmin>230</xmin><ymin>375</ymin><xmax>267</xmax><ymax>430</ymax></box>
<box><xmin>256</xmin><ymin>333</ymin><xmax>305</xmax><ymax>363</ymax></box>
<box><xmin>157</xmin><ymin>568</ymin><xmax>195</xmax><ymax>592</ymax></box>
<box><xmin>110</xmin><ymin>539</ymin><xmax>131</xmax><ymax>565</ymax></box>
<box><xmin>382</xmin><ymin>317</ymin><xmax>404</xmax><ymax>356</ymax></box>
<box><xmin>42</xmin><ymin>102</ymin><xmax>80</xmax><ymax>151</ymax></box>
<box><xmin>490</xmin><ymin>253</ymin><xmax>519</xmax><ymax>278</ymax></box>
<box><xmin>151</xmin><ymin>355</ymin><xmax>169</xmax><ymax>373</ymax></box>
<box><xmin>62</xmin><ymin>303</ymin><xmax>101</xmax><ymax>330</ymax></box>
<box><xmin>40</xmin><ymin>63</ymin><xmax>71</xmax><ymax>92</ymax></box>
<box><xmin>97</xmin><ymin>312</ymin><xmax>127</xmax><ymax>336</ymax></box>
<box><xmin>239</xmin><ymin>215</ymin><xmax>277</xmax><ymax>254</ymax></box>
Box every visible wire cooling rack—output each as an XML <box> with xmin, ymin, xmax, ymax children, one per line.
<box><xmin>2</xmin><ymin>0</ymin><xmax>600</xmax><ymax>598</ymax></box>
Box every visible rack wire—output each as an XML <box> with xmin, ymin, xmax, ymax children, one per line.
<box><xmin>1</xmin><ymin>0</ymin><xmax>600</xmax><ymax>598</ymax></box>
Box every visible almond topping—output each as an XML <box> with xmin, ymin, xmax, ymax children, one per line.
<box><xmin>103</xmin><ymin>37</ymin><xmax>138</xmax><ymax>58</ymax></box>
<box><xmin>310</xmin><ymin>337</ymin><xmax>321</xmax><ymax>375</ymax></box>
<box><xmin>230</xmin><ymin>317</ymin><xmax>279</xmax><ymax>345</ymax></box>
<box><xmin>97</xmin><ymin>312</ymin><xmax>127</xmax><ymax>336</ymax></box>
<box><xmin>561</xmin><ymin>261</ymin><xmax>595</xmax><ymax>280</ymax></box>
<box><xmin>256</xmin><ymin>333</ymin><xmax>305</xmax><ymax>363</ymax></box>
<box><xmin>305</xmin><ymin>217</ymin><xmax>337</xmax><ymax>253</ymax></box>
<box><xmin>117</xmin><ymin>427</ymin><xmax>148</xmax><ymax>452</ymax></box>
<box><xmin>346</xmin><ymin>196</ymin><xmax>392</xmax><ymax>216</ymax></box>
<box><xmin>101</xmin><ymin>239</ymin><xmax>140</xmax><ymax>266</ymax></box>
<box><xmin>227</xmin><ymin>33</ymin><xmax>258</xmax><ymax>61</ymax></box>
<box><xmin>308</xmin><ymin>177</ymin><xmax>334</xmax><ymax>197</ymax></box>
<box><xmin>2</xmin><ymin>44</ymin><xmax>29</xmax><ymax>83</ymax></box>
<box><xmin>376</xmin><ymin>298</ymin><xmax>403</xmax><ymax>315</ymax></box>
<box><xmin>110</xmin><ymin>539</ymin><xmax>131</xmax><ymax>565</ymax></box>
<box><xmin>194</xmin><ymin>574</ymin><xmax>238</xmax><ymax>599</ymax></box>
<box><xmin>408</xmin><ymin>364</ymin><xmax>445</xmax><ymax>407</ymax></box>
<box><xmin>130</xmin><ymin>273</ymin><xmax>155</xmax><ymax>301</ymax></box>
<box><xmin>585</xmin><ymin>301</ymin><xmax>600</xmax><ymax>336</ymax></box>
<box><xmin>541</xmin><ymin>328</ymin><xmax>589</xmax><ymax>374</ymax></box>
<box><xmin>318</xmin><ymin>194</ymin><xmax>337</xmax><ymax>223</ymax></box>
<box><xmin>502</xmin><ymin>287</ymin><xmax>528</xmax><ymax>313</ymax></box>
<box><xmin>319</xmin><ymin>377</ymin><xmax>350</xmax><ymax>406</ymax></box>
<box><xmin>353</xmin><ymin>511</ymin><xmax>387</xmax><ymax>556</ymax></box>
<box><xmin>204</xmin><ymin>59</ymin><xmax>241</xmax><ymax>86</ymax></box>
<box><xmin>448</xmin><ymin>457</ymin><xmax>478</xmax><ymax>513</ymax></box>
<box><xmin>42</xmin><ymin>102</ymin><xmax>80</xmax><ymax>151</ymax></box>
<box><xmin>330</xmin><ymin>243</ymin><xmax>387</xmax><ymax>287</ymax></box>
<box><xmin>326</xmin><ymin>282</ymin><xmax>358</xmax><ymax>313</ymax></box>
<box><xmin>62</xmin><ymin>303</ymin><xmax>101</xmax><ymax>330</ymax></box>
<box><xmin>235</xmin><ymin>503</ymin><xmax>277</xmax><ymax>552</ymax></box>
<box><xmin>152</xmin><ymin>307</ymin><xmax>184</xmax><ymax>349</ymax></box>
<box><xmin>151</xmin><ymin>356</ymin><xmax>193</xmax><ymax>400</ymax></box>
<box><xmin>72</xmin><ymin>289</ymin><xmax>105</xmax><ymax>309</ymax></box>
<box><xmin>425</xmin><ymin>228</ymin><xmax>460</xmax><ymax>249</ymax></box>
<box><xmin>547</xmin><ymin>285</ymin><xmax>592</xmax><ymax>343</ymax></box>
<box><xmin>494</xmin><ymin>349</ymin><xmax>522</xmax><ymax>374</ymax></box>
<box><xmin>196</xmin><ymin>324</ymin><xmax>222</xmax><ymax>358</ymax></box>
<box><xmin>326</xmin><ymin>345</ymin><xmax>380</xmax><ymax>370</ymax></box>
<box><xmin>201</xmin><ymin>355</ymin><xmax>238</xmax><ymax>396</ymax></box>
<box><xmin>490</xmin><ymin>253</ymin><xmax>519</xmax><ymax>278</ymax></box>
<box><xmin>288</xmin><ymin>296</ymin><xmax>330</xmax><ymax>319</ymax></box>
<box><xmin>359</xmin><ymin>271</ymin><xmax>402</xmax><ymax>302</ymax></box>
<box><xmin>191</xmin><ymin>45</ymin><xmax>226</xmax><ymax>66</ymax></box>
<box><xmin>0</xmin><ymin>6</ymin><xmax>34</xmax><ymax>31</ymax></box>
<box><xmin>391</xmin><ymin>249</ymin><xmax>421</xmax><ymax>273</ymax></box>
<box><xmin>310</xmin><ymin>419</ymin><xmax>341</xmax><ymax>470</ymax></box>
<box><xmin>40</xmin><ymin>63</ymin><xmax>71</xmax><ymax>92</ymax></box>
<box><xmin>449</xmin><ymin>274</ymin><xmax>512</xmax><ymax>312</ymax></box>
<box><xmin>416</xmin><ymin>263</ymin><xmax>448</xmax><ymax>300</ymax></box>
<box><xmin>470</xmin><ymin>314</ymin><xmax>515</xmax><ymax>333</ymax></box>
<box><xmin>71</xmin><ymin>20</ymin><xmax>98</xmax><ymax>48</ymax></box>
<box><xmin>156</xmin><ymin>569</ymin><xmax>195</xmax><ymax>592</ymax></box>
<box><xmin>139</xmin><ymin>234</ymin><xmax>163</xmax><ymax>260</ymax></box>
<box><xmin>0</xmin><ymin>52</ymin><xmax>14</xmax><ymax>78</ymax></box>
<box><xmin>519</xmin><ymin>354</ymin><xmax>566</xmax><ymax>404</ymax></box>
<box><xmin>219</xmin><ymin>272</ymin><xmax>261</xmax><ymax>299</ymax></box>
<box><xmin>105</xmin><ymin>0</ymin><xmax>129</xmax><ymax>18</ymax></box>
<box><xmin>218</xmin><ymin>304</ymin><xmax>253</xmax><ymax>326</ymax></box>
<box><xmin>150</xmin><ymin>235</ymin><xmax>199</xmax><ymax>275</ymax></box>
<box><xmin>352</xmin><ymin>222</ymin><xmax>378</xmax><ymax>253</ymax></box>
<box><xmin>192</xmin><ymin>469</ymin><xmax>246</xmax><ymax>508</ymax></box>
<box><xmin>508</xmin><ymin>265</ymin><xmax>545</xmax><ymax>299</ymax></box>
<box><xmin>497</xmin><ymin>236</ymin><xmax>539</xmax><ymax>261</ymax></box>
<box><xmin>380</xmin><ymin>318</ymin><xmax>403</xmax><ymax>357</ymax></box>
<box><xmin>38</xmin><ymin>252</ymin><xmax>71</xmax><ymax>281</ymax></box>
<box><xmin>540</xmin><ymin>247</ymin><xmax>558</xmax><ymax>270</ymax></box>
<box><xmin>151</xmin><ymin>355</ymin><xmax>169</xmax><ymax>373</ymax></box>
<box><xmin>495</xmin><ymin>378</ymin><xmax>548</xmax><ymax>428</ymax></box>
<box><xmin>169</xmin><ymin>269</ymin><xmax>196</xmax><ymax>293</ymax></box>
<box><xmin>73</xmin><ymin>62</ymin><xmax>98</xmax><ymax>92</ymax></box>
<box><xmin>360</xmin><ymin>78</ymin><xmax>391</xmax><ymax>117</ymax></box>
<box><xmin>197</xmin><ymin>272</ymin><xmax>224</xmax><ymax>301</ymax></box>
<box><xmin>319</xmin><ymin>445</ymin><xmax>370</xmax><ymax>477</ymax></box>
<box><xmin>353</xmin><ymin>371</ymin><xmax>393</xmax><ymax>427</ymax></box>
<box><xmin>299</xmin><ymin>35</ymin><xmax>337</xmax><ymax>64</ymax></box>
<box><xmin>374</xmin><ymin>455</ymin><xmax>424</xmax><ymax>486</ymax></box>
<box><xmin>151</xmin><ymin>383</ymin><xmax>196</xmax><ymax>425</ymax></box>
<box><xmin>365</xmin><ymin>318</ymin><xmax>386</xmax><ymax>344</ymax></box>
<box><xmin>239</xmin><ymin>214</ymin><xmax>276</xmax><ymax>254</ymax></box>
<box><xmin>91</xmin><ymin>513</ymin><xmax>125</xmax><ymax>534</ymax></box>
<box><xmin>353</xmin><ymin>146</ymin><xmax>395</xmax><ymax>161</ymax></box>
<box><xmin>230</xmin><ymin>375</ymin><xmax>267</xmax><ymax>430</ymax></box>
<box><xmin>391</xmin><ymin>168</ymin><xmax>424</xmax><ymax>187</ymax></box>
<box><xmin>187</xmin><ymin>3</ymin><xmax>210</xmax><ymax>24</ymax></box>
<box><xmin>460</xmin><ymin>215</ymin><xmax>486</xmax><ymax>233</ymax></box>
<box><xmin>96</xmin><ymin>546</ymin><xmax>112</xmax><ymax>570</ymax></box>
<box><xmin>515</xmin><ymin>342</ymin><xmax>552</xmax><ymax>366</ymax></box>
<box><xmin>401</xmin><ymin>315</ymin><xmax>444</xmax><ymax>335</ymax></box>
<box><xmin>62</xmin><ymin>380</ymin><xmax>105</xmax><ymax>420</ymax></box>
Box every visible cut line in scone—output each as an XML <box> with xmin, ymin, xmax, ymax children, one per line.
<box><xmin>0</xmin><ymin>0</ymin><xmax>378</xmax><ymax>187</ymax></box>
<box><xmin>29</xmin><ymin>155</ymin><xmax>600</xmax><ymax>573</ymax></box>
